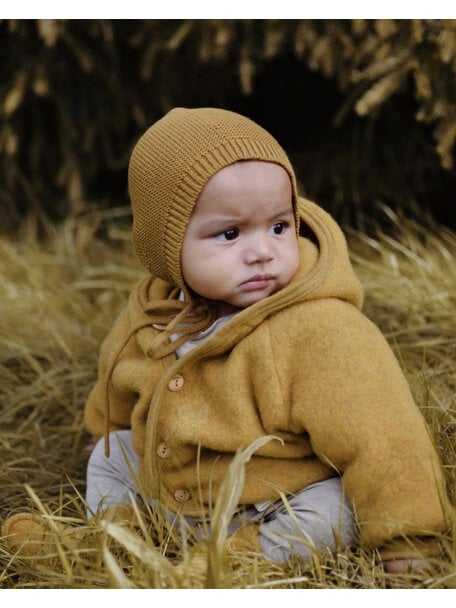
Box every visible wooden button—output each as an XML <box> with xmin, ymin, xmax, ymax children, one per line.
<box><xmin>168</xmin><ymin>375</ymin><xmax>184</xmax><ymax>391</ymax></box>
<box><xmin>156</xmin><ymin>442</ymin><xmax>169</xmax><ymax>458</ymax></box>
<box><xmin>174</xmin><ymin>488</ymin><xmax>191</xmax><ymax>503</ymax></box>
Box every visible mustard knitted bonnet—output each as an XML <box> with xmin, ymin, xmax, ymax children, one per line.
<box><xmin>128</xmin><ymin>107</ymin><xmax>300</xmax><ymax>290</ymax></box>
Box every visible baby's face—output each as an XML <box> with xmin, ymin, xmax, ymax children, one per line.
<box><xmin>181</xmin><ymin>160</ymin><xmax>300</xmax><ymax>317</ymax></box>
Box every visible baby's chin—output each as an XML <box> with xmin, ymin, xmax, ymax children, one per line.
<box><xmin>230</xmin><ymin>291</ymin><xmax>279</xmax><ymax>311</ymax></box>
<box><xmin>212</xmin><ymin>295</ymin><xmax>265</xmax><ymax>317</ymax></box>
<box><xmin>210</xmin><ymin>281</ymin><xmax>292</xmax><ymax>316</ymax></box>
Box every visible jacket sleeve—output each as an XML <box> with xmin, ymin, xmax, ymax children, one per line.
<box><xmin>83</xmin><ymin>306</ymin><xmax>138</xmax><ymax>439</ymax></box>
<box><xmin>273</xmin><ymin>298</ymin><xmax>452</xmax><ymax>557</ymax></box>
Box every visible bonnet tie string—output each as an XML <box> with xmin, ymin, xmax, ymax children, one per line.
<box><xmin>103</xmin><ymin>292</ymin><xmax>215</xmax><ymax>456</ymax></box>
<box><xmin>144</xmin><ymin>298</ymin><xmax>216</xmax><ymax>359</ymax></box>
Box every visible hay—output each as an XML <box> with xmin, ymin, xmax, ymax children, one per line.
<box><xmin>0</xmin><ymin>208</ymin><xmax>455</xmax><ymax>588</ymax></box>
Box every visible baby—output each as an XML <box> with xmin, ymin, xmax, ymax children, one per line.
<box><xmin>3</xmin><ymin>108</ymin><xmax>452</xmax><ymax>575</ymax></box>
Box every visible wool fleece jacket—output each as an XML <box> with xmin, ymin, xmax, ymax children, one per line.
<box><xmin>84</xmin><ymin>198</ymin><xmax>452</xmax><ymax>556</ymax></box>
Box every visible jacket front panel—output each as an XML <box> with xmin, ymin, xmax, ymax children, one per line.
<box><xmin>136</xmin><ymin>313</ymin><xmax>336</xmax><ymax>514</ymax></box>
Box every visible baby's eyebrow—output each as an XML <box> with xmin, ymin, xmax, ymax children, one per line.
<box><xmin>271</xmin><ymin>208</ymin><xmax>295</xmax><ymax>219</ymax></box>
<box><xmin>199</xmin><ymin>216</ymin><xmax>240</xmax><ymax>228</ymax></box>
<box><xmin>197</xmin><ymin>205</ymin><xmax>294</xmax><ymax>230</ymax></box>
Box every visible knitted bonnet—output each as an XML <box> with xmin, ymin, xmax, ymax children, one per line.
<box><xmin>128</xmin><ymin>107</ymin><xmax>300</xmax><ymax>289</ymax></box>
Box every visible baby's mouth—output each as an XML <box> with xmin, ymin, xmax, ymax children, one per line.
<box><xmin>240</xmin><ymin>274</ymin><xmax>274</xmax><ymax>291</ymax></box>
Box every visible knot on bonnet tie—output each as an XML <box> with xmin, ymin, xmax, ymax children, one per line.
<box><xmin>143</xmin><ymin>297</ymin><xmax>216</xmax><ymax>359</ymax></box>
<box><xmin>102</xmin><ymin>287</ymin><xmax>215</xmax><ymax>456</ymax></box>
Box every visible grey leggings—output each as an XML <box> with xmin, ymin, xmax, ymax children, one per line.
<box><xmin>86</xmin><ymin>430</ymin><xmax>357</xmax><ymax>563</ymax></box>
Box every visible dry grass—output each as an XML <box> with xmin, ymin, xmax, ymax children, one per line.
<box><xmin>0</xmin><ymin>206</ymin><xmax>455</xmax><ymax>589</ymax></box>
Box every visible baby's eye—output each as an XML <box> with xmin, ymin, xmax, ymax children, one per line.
<box><xmin>217</xmin><ymin>228</ymin><xmax>239</xmax><ymax>241</ymax></box>
<box><xmin>271</xmin><ymin>221</ymin><xmax>287</xmax><ymax>235</ymax></box>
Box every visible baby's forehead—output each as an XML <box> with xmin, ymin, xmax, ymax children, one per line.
<box><xmin>190</xmin><ymin>160</ymin><xmax>294</xmax><ymax>221</ymax></box>
<box><xmin>203</xmin><ymin>160</ymin><xmax>292</xmax><ymax>190</ymax></box>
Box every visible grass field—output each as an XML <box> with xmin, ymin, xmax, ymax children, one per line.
<box><xmin>1</xmin><ymin>206</ymin><xmax>455</xmax><ymax>589</ymax></box>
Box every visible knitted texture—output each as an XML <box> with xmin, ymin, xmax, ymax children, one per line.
<box><xmin>128</xmin><ymin>107</ymin><xmax>299</xmax><ymax>288</ymax></box>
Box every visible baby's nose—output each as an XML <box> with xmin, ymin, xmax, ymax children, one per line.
<box><xmin>244</xmin><ymin>234</ymin><xmax>274</xmax><ymax>264</ymax></box>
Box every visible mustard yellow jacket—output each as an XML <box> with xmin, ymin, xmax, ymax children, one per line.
<box><xmin>84</xmin><ymin>199</ymin><xmax>451</xmax><ymax>555</ymax></box>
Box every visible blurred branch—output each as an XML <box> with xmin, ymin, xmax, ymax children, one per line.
<box><xmin>0</xmin><ymin>19</ymin><xmax>455</xmax><ymax>226</ymax></box>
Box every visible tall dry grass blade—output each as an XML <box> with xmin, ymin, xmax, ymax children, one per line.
<box><xmin>102</xmin><ymin>542</ymin><xmax>135</xmax><ymax>589</ymax></box>
<box><xmin>23</xmin><ymin>484</ymin><xmax>74</xmax><ymax>581</ymax></box>
<box><xmin>101</xmin><ymin>521</ymin><xmax>177</xmax><ymax>587</ymax></box>
<box><xmin>207</xmin><ymin>435</ymin><xmax>280</xmax><ymax>587</ymax></box>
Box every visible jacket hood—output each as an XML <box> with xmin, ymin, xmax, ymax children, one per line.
<box><xmin>294</xmin><ymin>197</ymin><xmax>363</xmax><ymax>309</ymax></box>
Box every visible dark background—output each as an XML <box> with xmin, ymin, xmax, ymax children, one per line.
<box><xmin>1</xmin><ymin>19</ymin><xmax>455</xmax><ymax>232</ymax></box>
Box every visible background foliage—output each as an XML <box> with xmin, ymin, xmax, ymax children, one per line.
<box><xmin>1</xmin><ymin>19</ymin><xmax>456</xmax><ymax>231</ymax></box>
